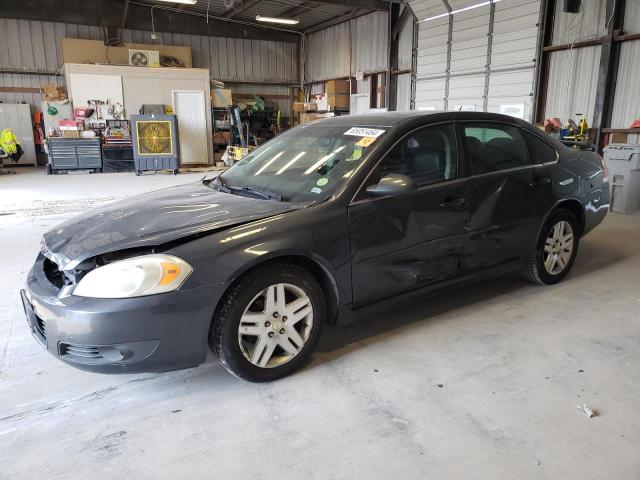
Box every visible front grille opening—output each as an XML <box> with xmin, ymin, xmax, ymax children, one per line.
<box><xmin>43</xmin><ymin>258</ymin><xmax>65</xmax><ymax>289</ymax></box>
<box><xmin>60</xmin><ymin>343</ymin><xmax>103</xmax><ymax>360</ymax></box>
<box><xmin>59</xmin><ymin>343</ymin><xmax>126</xmax><ymax>363</ymax></box>
<box><xmin>35</xmin><ymin>316</ymin><xmax>46</xmax><ymax>339</ymax></box>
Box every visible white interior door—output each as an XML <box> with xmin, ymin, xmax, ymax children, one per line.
<box><xmin>172</xmin><ymin>90</ymin><xmax>208</xmax><ymax>165</ymax></box>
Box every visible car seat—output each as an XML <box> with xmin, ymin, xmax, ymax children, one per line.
<box><xmin>485</xmin><ymin>137</ymin><xmax>522</xmax><ymax>170</ymax></box>
<box><xmin>409</xmin><ymin>144</ymin><xmax>445</xmax><ymax>186</ymax></box>
<box><xmin>466</xmin><ymin>136</ymin><xmax>491</xmax><ymax>174</ymax></box>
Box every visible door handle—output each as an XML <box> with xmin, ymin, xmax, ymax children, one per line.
<box><xmin>440</xmin><ymin>197</ymin><xmax>467</xmax><ymax>209</ymax></box>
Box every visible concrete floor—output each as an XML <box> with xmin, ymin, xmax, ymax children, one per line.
<box><xmin>1</xmin><ymin>167</ymin><xmax>639</xmax><ymax>479</ymax></box>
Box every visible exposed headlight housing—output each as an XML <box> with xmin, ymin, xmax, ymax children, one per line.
<box><xmin>73</xmin><ymin>254</ymin><xmax>193</xmax><ymax>299</ymax></box>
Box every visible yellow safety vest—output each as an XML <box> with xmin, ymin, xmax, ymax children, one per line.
<box><xmin>0</xmin><ymin>129</ymin><xmax>19</xmax><ymax>155</ymax></box>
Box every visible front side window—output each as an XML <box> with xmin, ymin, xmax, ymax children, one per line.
<box><xmin>360</xmin><ymin>123</ymin><xmax>457</xmax><ymax>196</ymax></box>
<box><xmin>463</xmin><ymin>123</ymin><xmax>530</xmax><ymax>175</ymax></box>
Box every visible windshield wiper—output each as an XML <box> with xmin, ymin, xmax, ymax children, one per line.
<box><xmin>237</xmin><ymin>185</ymin><xmax>283</xmax><ymax>201</ymax></box>
<box><xmin>211</xmin><ymin>176</ymin><xmax>283</xmax><ymax>201</ymax></box>
<box><xmin>212</xmin><ymin>176</ymin><xmax>232</xmax><ymax>193</ymax></box>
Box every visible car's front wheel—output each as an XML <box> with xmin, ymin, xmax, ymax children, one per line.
<box><xmin>523</xmin><ymin>208</ymin><xmax>579</xmax><ymax>285</ymax></box>
<box><xmin>211</xmin><ymin>263</ymin><xmax>325</xmax><ymax>381</ymax></box>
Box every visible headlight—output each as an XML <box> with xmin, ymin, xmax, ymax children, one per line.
<box><xmin>73</xmin><ymin>254</ymin><xmax>193</xmax><ymax>299</ymax></box>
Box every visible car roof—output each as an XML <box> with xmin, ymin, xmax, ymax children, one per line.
<box><xmin>310</xmin><ymin>110</ymin><xmax>534</xmax><ymax>129</ymax></box>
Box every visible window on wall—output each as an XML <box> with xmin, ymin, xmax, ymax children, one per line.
<box><xmin>463</xmin><ymin>123</ymin><xmax>530</xmax><ymax>175</ymax></box>
<box><xmin>361</xmin><ymin>124</ymin><xmax>457</xmax><ymax>196</ymax></box>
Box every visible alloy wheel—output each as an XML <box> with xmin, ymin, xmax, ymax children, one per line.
<box><xmin>543</xmin><ymin>220</ymin><xmax>574</xmax><ymax>275</ymax></box>
<box><xmin>238</xmin><ymin>283</ymin><xmax>314</xmax><ymax>368</ymax></box>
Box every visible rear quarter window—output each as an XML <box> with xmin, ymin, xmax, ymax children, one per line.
<box><xmin>522</xmin><ymin>130</ymin><xmax>558</xmax><ymax>164</ymax></box>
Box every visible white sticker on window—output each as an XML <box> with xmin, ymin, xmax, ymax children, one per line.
<box><xmin>310</xmin><ymin>187</ymin><xmax>322</xmax><ymax>194</ymax></box>
<box><xmin>344</xmin><ymin>127</ymin><xmax>386</xmax><ymax>138</ymax></box>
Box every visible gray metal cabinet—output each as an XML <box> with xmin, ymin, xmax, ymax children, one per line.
<box><xmin>47</xmin><ymin>138</ymin><xmax>102</xmax><ymax>173</ymax></box>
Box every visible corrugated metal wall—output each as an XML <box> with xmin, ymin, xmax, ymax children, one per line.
<box><xmin>551</xmin><ymin>0</ymin><xmax>607</xmax><ymax>44</ymax></box>
<box><xmin>544</xmin><ymin>45</ymin><xmax>600</xmax><ymax>124</ymax></box>
<box><xmin>121</xmin><ymin>28</ymin><xmax>298</xmax><ymax>84</ymax></box>
<box><xmin>544</xmin><ymin>0</ymin><xmax>605</xmax><ymax>124</ymax></box>
<box><xmin>611</xmin><ymin>1</ymin><xmax>640</xmax><ymax>140</ymax></box>
<box><xmin>305</xmin><ymin>12</ymin><xmax>389</xmax><ymax>82</ymax></box>
<box><xmin>410</xmin><ymin>0</ymin><xmax>541</xmax><ymax>120</ymax></box>
<box><xmin>542</xmin><ymin>0</ymin><xmax>640</xmax><ymax>141</ymax></box>
<box><xmin>0</xmin><ymin>17</ymin><xmax>298</xmax><ymax>113</ymax></box>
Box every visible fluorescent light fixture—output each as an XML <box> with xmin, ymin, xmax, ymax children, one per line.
<box><xmin>419</xmin><ymin>0</ymin><xmax>502</xmax><ymax>23</ymax></box>
<box><xmin>155</xmin><ymin>0</ymin><xmax>197</xmax><ymax>4</ymax></box>
<box><xmin>256</xmin><ymin>15</ymin><xmax>300</xmax><ymax>25</ymax></box>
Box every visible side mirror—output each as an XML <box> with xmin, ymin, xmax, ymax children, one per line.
<box><xmin>365</xmin><ymin>173</ymin><xmax>417</xmax><ymax>197</ymax></box>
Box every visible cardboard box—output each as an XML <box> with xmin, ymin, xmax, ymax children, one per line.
<box><xmin>293</xmin><ymin>102</ymin><xmax>317</xmax><ymax>112</ymax></box>
<box><xmin>328</xmin><ymin>93</ymin><xmax>349</xmax><ymax>109</ymax></box>
<box><xmin>609</xmin><ymin>132</ymin><xmax>628</xmax><ymax>144</ymax></box>
<box><xmin>62</xmin><ymin>130</ymin><xmax>80</xmax><ymax>138</ymax></box>
<box><xmin>299</xmin><ymin>112</ymin><xmax>334</xmax><ymax>125</ymax></box>
<box><xmin>43</xmin><ymin>84</ymin><xmax>67</xmax><ymax>101</ymax></box>
<box><xmin>326</xmin><ymin>79</ymin><xmax>350</xmax><ymax>95</ymax></box>
<box><xmin>213</xmin><ymin>131</ymin><xmax>231</xmax><ymax>144</ymax></box>
<box><xmin>211</xmin><ymin>89</ymin><xmax>233</xmax><ymax>108</ymax></box>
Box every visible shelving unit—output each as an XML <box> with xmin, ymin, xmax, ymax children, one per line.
<box><xmin>212</xmin><ymin>107</ymin><xmax>231</xmax><ymax>163</ymax></box>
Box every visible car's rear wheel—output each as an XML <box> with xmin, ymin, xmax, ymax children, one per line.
<box><xmin>211</xmin><ymin>263</ymin><xmax>325</xmax><ymax>381</ymax></box>
<box><xmin>523</xmin><ymin>208</ymin><xmax>579</xmax><ymax>285</ymax></box>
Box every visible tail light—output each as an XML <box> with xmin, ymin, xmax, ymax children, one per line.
<box><xmin>598</xmin><ymin>154</ymin><xmax>609</xmax><ymax>183</ymax></box>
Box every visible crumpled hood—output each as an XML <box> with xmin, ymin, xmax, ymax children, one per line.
<box><xmin>42</xmin><ymin>183</ymin><xmax>301</xmax><ymax>269</ymax></box>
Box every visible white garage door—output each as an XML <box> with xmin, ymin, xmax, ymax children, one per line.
<box><xmin>409</xmin><ymin>0</ymin><xmax>541</xmax><ymax>121</ymax></box>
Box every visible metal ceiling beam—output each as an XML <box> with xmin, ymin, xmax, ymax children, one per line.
<box><xmin>225</xmin><ymin>0</ymin><xmax>261</xmax><ymax>18</ymax></box>
<box><xmin>311</xmin><ymin>0</ymin><xmax>389</xmax><ymax>11</ymax></box>
<box><xmin>278</xmin><ymin>1</ymin><xmax>320</xmax><ymax>18</ymax></box>
<box><xmin>391</xmin><ymin>4</ymin><xmax>410</xmax><ymax>39</ymax></box>
<box><xmin>304</xmin><ymin>8</ymin><xmax>364</xmax><ymax>34</ymax></box>
<box><xmin>593</xmin><ymin>0</ymin><xmax>626</xmax><ymax>150</ymax></box>
<box><xmin>1</xmin><ymin>0</ymin><xmax>299</xmax><ymax>42</ymax></box>
<box><xmin>117</xmin><ymin>0</ymin><xmax>130</xmax><ymax>45</ymax></box>
<box><xmin>388</xmin><ymin>2</ymin><xmax>401</xmax><ymax>111</ymax></box>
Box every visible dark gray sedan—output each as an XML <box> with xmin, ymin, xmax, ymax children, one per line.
<box><xmin>22</xmin><ymin>111</ymin><xmax>609</xmax><ymax>381</ymax></box>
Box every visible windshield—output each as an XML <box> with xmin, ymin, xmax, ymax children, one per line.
<box><xmin>216</xmin><ymin>125</ymin><xmax>386</xmax><ymax>202</ymax></box>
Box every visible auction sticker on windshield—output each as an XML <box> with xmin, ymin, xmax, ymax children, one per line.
<box><xmin>355</xmin><ymin>137</ymin><xmax>377</xmax><ymax>148</ymax></box>
<box><xmin>344</xmin><ymin>127</ymin><xmax>385</xmax><ymax>138</ymax></box>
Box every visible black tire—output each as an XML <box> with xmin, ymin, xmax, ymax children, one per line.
<box><xmin>522</xmin><ymin>208</ymin><xmax>579</xmax><ymax>285</ymax></box>
<box><xmin>211</xmin><ymin>263</ymin><xmax>325</xmax><ymax>382</ymax></box>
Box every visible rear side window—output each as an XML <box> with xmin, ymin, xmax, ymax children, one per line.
<box><xmin>463</xmin><ymin>124</ymin><xmax>530</xmax><ymax>175</ymax></box>
<box><xmin>522</xmin><ymin>130</ymin><xmax>557</xmax><ymax>164</ymax></box>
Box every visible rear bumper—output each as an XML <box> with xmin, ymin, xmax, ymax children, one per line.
<box><xmin>22</xmin><ymin>256</ymin><xmax>227</xmax><ymax>373</ymax></box>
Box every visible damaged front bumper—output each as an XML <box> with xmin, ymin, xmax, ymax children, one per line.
<box><xmin>21</xmin><ymin>254</ymin><xmax>227</xmax><ymax>374</ymax></box>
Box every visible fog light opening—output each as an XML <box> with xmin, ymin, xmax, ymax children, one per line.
<box><xmin>98</xmin><ymin>346</ymin><xmax>125</xmax><ymax>362</ymax></box>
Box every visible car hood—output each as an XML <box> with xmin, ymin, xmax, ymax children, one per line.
<box><xmin>42</xmin><ymin>182</ymin><xmax>303</xmax><ymax>269</ymax></box>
